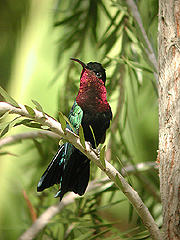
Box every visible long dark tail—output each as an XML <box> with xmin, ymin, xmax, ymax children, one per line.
<box><xmin>37</xmin><ymin>144</ymin><xmax>90</xmax><ymax>200</ymax></box>
<box><xmin>37</xmin><ymin>145</ymin><xmax>65</xmax><ymax>192</ymax></box>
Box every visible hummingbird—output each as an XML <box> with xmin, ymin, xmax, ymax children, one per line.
<box><xmin>37</xmin><ymin>58</ymin><xmax>112</xmax><ymax>200</ymax></box>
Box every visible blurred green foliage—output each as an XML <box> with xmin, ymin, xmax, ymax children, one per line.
<box><xmin>0</xmin><ymin>0</ymin><xmax>161</xmax><ymax>239</ymax></box>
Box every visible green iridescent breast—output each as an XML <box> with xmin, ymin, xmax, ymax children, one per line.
<box><xmin>68</xmin><ymin>101</ymin><xmax>83</xmax><ymax>134</ymax></box>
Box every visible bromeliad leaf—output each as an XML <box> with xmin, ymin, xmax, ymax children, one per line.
<box><xmin>58</xmin><ymin>112</ymin><xmax>66</xmax><ymax>132</ymax></box>
<box><xmin>100</xmin><ymin>145</ymin><xmax>106</xmax><ymax>168</ymax></box>
<box><xmin>79</xmin><ymin>125</ymin><xmax>85</xmax><ymax>149</ymax></box>
<box><xmin>0</xmin><ymin>86</ymin><xmax>19</xmax><ymax>108</ymax></box>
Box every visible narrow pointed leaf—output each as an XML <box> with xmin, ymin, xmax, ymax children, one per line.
<box><xmin>25</xmin><ymin>105</ymin><xmax>35</xmax><ymax>117</ymax></box>
<box><xmin>63</xmin><ymin>115</ymin><xmax>75</xmax><ymax>133</ymax></box>
<box><xmin>100</xmin><ymin>145</ymin><xmax>106</xmax><ymax>168</ymax></box>
<box><xmin>0</xmin><ymin>86</ymin><xmax>19</xmax><ymax>108</ymax></box>
<box><xmin>0</xmin><ymin>110</ymin><xmax>10</xmax><ymax>120</ymax></box>
<box><xmin>58</xmin><ymin>112</ymin><xmax>66</xmax><ymax>132</ymax></box>
<box><xmin>0</xmin><ymin>122</ymin><xmax>10</xmax><ymax>138</ymax></box>
<box><xmin>89</xmin><ymin>125</ymin><xmax>97</xmax><ymax>148</ymax></box>
<box><xmin>0</xmin><ymin>116</ymin><xmax>21</xmax><ymax>137</ymax></box>
<box><xmin>74</xmin><ymin>231</ymin><xmax>92</xmax><ymax>240</ymax></box>
<box><xmin>14</xmin><ymin>119</ymin><xmax>42</xmax><ymax>129</ymax></box>
<box><xmin>79</xmin><ymin>125</ymin><xmax>85</xmax><ymax>148</ymax></box>
<box><xmin>115</xmin><ymin>173</ymin><xmax>123</xmax><ymax>190</ymax></box>
<box><xmin>0</xmin><ymin>151</ymin><xmax>17</xmax><ymax>156</ymax></box>
<box><xmin>31</xmin><ymin>100</ymin><xmax>44</xmax><ymax>115</ymax></box>
<box><xmin>125</xmin><ymin>27</ymin><xmax>138</xmax><ymax>43</ymax></box>
<box><xmin>54</xmin><ymin>10</ymin><xmax>83</xmax><ymax>26</ymax></box>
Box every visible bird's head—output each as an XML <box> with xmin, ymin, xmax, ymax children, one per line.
<box><xmin>70</xmin><ymin>58</ymin><xmax>106</xmax><ymax>84</ymax></box>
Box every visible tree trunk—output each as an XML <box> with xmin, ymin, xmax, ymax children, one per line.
<box><xmin>158</xmin><ymin>0</ymin><xmax>180</xmax><ymax>239</ymax></box>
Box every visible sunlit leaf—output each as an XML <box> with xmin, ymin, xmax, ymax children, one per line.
<box><xmin>32</xmin><ymin>100</ymin><xmax>44</xmax><ymax>114</ymax></box>
<box><xmin>58</xmin><ymin>112</ymin><xmax>66</xmax><ymax>132</ymax></box>
<box><xmin>0</xmin><ymin>116</ymin><xmax>21</xmax><ymax>137</ymax></box>
<box><xmin>54</xmin><ymin>10</ymin><xmax>83</xmax><ymax>26</ymax></box>
<box><xmin>0</xmin><ymin>151</ymin><xmax>18</xmax><ymax>157</ymax></box>
<box><xmin>0</xmin><ymin>110</ymin><xmax>10</xmax><ymax>120</ymax></box>
<box><xmin>15</xmin><ymin>119</ymin><xmax>42</xmax><ymax>129</ymax></box>
<box><xmin>0</xmin><ymin>86</ymin><xmax>19</xmax><ymax>108</ymax></box>
<box><xmin>125</xmin><ymin>26</ymin><xmax>138</xmax><ymax>43</ymax></box>
<box><xmin>25</xmin><ymin>105</ymin><xmax>35</xmax><ymax>117</ymax></box>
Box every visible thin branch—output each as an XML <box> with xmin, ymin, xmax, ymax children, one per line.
<box><xmin>0</xmin><ymin>102</ymin><xmax>162</xmax><ymax>240</ymax></box>
<box><xmin>125</xmin><ymin>0</ymin><xmax>158</xmax><ymax>83</ymax></box>
<box><xmin>121</xmin><ymin>161</ymin><xmax>157</xmax><ymax>176</ymax></box>
<box><xmin>0</xmin><ymin>130</ymin><xmax>60</xmax><ymax>148</ymax></box>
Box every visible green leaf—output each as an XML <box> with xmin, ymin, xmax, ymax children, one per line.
<box><xmin>63</xmin><ymin>115</ymin><xmax>75</xmax><ymax>132</ymax></box>
<box><xmin>31</xmin><ymin>100</ymin><xmax>44</xmax><ymax>114</ymax></box>
<box><xmin>0</xmin><ymin>86</ymin><xmax>19</xmax><ymax>108</ymax></box>
<box><xmin>15</xmin><ymin>119</ymin><xmax>42</xmax><ymax>129</ymax></box>
<box><xmin>74</xmin><ymin>231</ymin><xmax>93</xmax><ymax>240</ymax></box>
<box><xmin>79</xmin><ymin>125</ymin><xmax>85</xmax><ymax>148</ymax></box>
<box><xmin>0</xmin><ymin>110</ymin><xmax>10</xmax><ymax>120</ymax></box>
<box><xmin>125</xmin><ymin>27</ymin><xmax>138</xmax><ymax>43</ymax></box>
<box><xmin>0</xmin><ymin>121</ymin><xmax>10</xmax><ymax>131</ymax></box>
<box><xmin>115</xmin><ymin>173</ymin><xmax>123</xmax><ymax>190</ymax></box>
<box><xmin>0</xmin><ymin>151</ymin><xmax>18</xmax><ymax>156</ymax></box>
<box><xmin>100</xmin><ymin>145</ymin><xmax>106</xmax><ymax>168</ymax></box>
<box><xmin>128</xmin><ymin>202</ymin><xmax>134</xmax><ymax>223</ymax></box>
<box><xmin>58</xmin><ymin>112</ymin><xmax>66</xmax><ymax>132</ymax></box>
<box><xmin>89</xmin><ymin>125</ymin><xmax>97</xmax><ymax>148</ymax></box>
<box><xmin>54</xmin><ymin>10</ymin><xmax>83</xmax><ymax>26</ymax></box>
<box><xmin>0</xmin><ymin>122</ymin><xmax>10</xmax><ymax>138</ymax></box>
<box><xmin>87</xmin><ymin>228</ymin><xmax>110</xmax><ymax>240</ymax></box>
<box><xmin>24</xmin><ymin>105</ymin><xmax>35</xmax><ymax>117</ymax></box>
<box><xmin>0</xmin><ymin>116</ymin><xmax>21</xmax><ymax>137</ymax></box>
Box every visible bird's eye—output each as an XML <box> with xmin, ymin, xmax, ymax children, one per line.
<box><xmin>96</xmin><ymin>72</ymin><xmax>102</xmax><ymax>78</ymax></box>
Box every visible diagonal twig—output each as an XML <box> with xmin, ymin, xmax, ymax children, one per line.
<box><xmin>0</xmin><ymin>102</ymin><xmax>162</xmax><ymax>240</ymax></box>
<box><xmin>0</xmin><ymin>130</ymin><xmax>60</xmax><ymax>148</ymax></box>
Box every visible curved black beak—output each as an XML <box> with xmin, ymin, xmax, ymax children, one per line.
<box><xmin>70</xmin><ymin>58</ymin><xmax>87</xmax><ymax>68</ymax></box>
